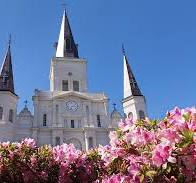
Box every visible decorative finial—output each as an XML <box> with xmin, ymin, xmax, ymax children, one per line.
<box><xmin>8</xmin><ymin>34</ymin><xmax>11</xmax><ymax>47</ymax></box>
<box><xmin>113</xmin><ymin>103</ymin><xmax>117</xmax><ymax>111</ymax></box>
<box><xmin>24</xmin><ymin>100</ymin><xmax>28</xmax><ymax>108</ymax></box>
<box><xmin>61</xmin><ymin>0</ymin><xmax>68</xmax><ymax>13</ymax></box>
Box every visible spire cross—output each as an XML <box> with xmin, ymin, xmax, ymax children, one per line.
<box><xmin>61</xmin><ymin>0</ymin><xmax>68</xmax><ymax>12</ymax></box>
<box><xmin>8</xmin><ymin>34</ymin><xmax>11</xmax><ymax>46</ymax></box>
<box><xmin>113</xmin><ymin>103</ymin><xmax>117</xmax><ymax>110</ymax></box>
<box><xmin>122</xmin><ymin>44</ymin><xmax>126</xmax><ymax>55</ymax></box>
<box><xmin>24</xmin><ymin>100</ymin><xmax>28</xmax><ymax>107</ymax></box>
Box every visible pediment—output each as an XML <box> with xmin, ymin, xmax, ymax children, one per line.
<box><xmin>52</xmin><ymin>91</ymin><xmax>94</xmax><ymax>101</ymax></box>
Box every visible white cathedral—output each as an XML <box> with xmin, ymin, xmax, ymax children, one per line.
<box><xmin>0</xmin><ymin>10</ymin><xmax>147</xmax><ymax>150</ymax></box>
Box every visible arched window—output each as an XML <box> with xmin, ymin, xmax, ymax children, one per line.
<box><xmin>0</xmin><ymin>107</ymin><xmax>3</xmax><ymax>120</ymax></box>
<box><xmin>55</xmin><ymin>136</ymin><xmax>60</xmax><ymax>146</ymax></box>
<box><xmin>139</xmin><ymin>110</ymin><xmax>145</xmax><ymax>120</ymax></box>
<box><xmin>97</xmin><ymin>114</ymin><xmax>101</xmax><ymax>127</ymax></box>
<box><xmin>43</xmin><ymin>114</ymin><xmax>47</xmax><ymax>126</ymax></box>
<box><xmin>128</xmin><ymin>112</ymin><xmax>133</xmax><ymax>119</ymax></box>
<box><xmin>73</xmin><ymin>81</ymin><xmax>79</xmax><ymax>91</ymax></box>
<box><xmin>88</xmin><ymin>137</ymin><xmax>93</xmax><ymax>149</ymax></box>
<box><xmin>67</xmin><ymin>138</ymin><xmax>82</xmax><ymax>150</ymax></box>
<box><xmin>9</xmin><ymin>109</ymin><xmax>14</xmax><ymax>123</ymax></box>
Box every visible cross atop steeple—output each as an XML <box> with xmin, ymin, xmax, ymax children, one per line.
<box><xmin>0</xmin><ymin>38</ymin><xmax>15</xmax><ymax>94</ymax></box>
<box><xmin>56</xmin><ymin>10</ymin><xmax>79</xmax><ymax>58</ymax></box>
<box><xmin>24</xmin><ymin>100</ymin><xmax>28</xmax><ymax>108</ymax></box>
<box><xmin>112</xmin><ymin>103</ymin><xmax>117</xmax><ymax>111</ymax></box>
<box><xmin>122</xmin><ymin>44</ymin><xmax>126</xmax><ymax>55</ymax></box>
<box><xmin>8</xmin><ymin>34</ymin><xmax>11</xmax><ymax>47</ymax></box>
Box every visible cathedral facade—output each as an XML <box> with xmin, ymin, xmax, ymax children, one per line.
<box><xmin>0</xmin><ymin>11</ymin><xmax>147</xmax><ymax>150</ymax></box>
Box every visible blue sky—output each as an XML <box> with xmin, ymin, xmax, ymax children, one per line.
<box><xmin>0</xmin><ymin>0</ymin><xmax>195</xmax><ymax>119</ymax></box>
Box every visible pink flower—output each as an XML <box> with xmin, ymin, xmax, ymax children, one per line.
<box><xmin>109</xmin><ymin>131</ymin><xmax>120</xmax><ymax>146</ymax></box>
<box><xmin>158</xmin><ymin>129</ymin><xmax>180</xmax><ymax>145</ymax></box>
<box><xmin>101</xmin><ymin>174</ymin><xmax>133</xmax><ymax>183</ymax></box>
<box><xmin>1</xmin><ymin>141</ymin><xmax>10</xmax><ymax>148</ymax></box>
<box><xmin>152</xmin><ymin>144</ymin><xmax>171</xmax><ymax>166</ymax></box>
<box><xmin>22</xmin><ymin>138</ymin><xmax>36</xmax><ymax>148</ymax></box>
<box><xmin>119</xmin><ymin>119</ymin><xmax>134</xmax><ymax>132</ymax></box>
<box><xmin>124</xmin><ymin>128</ymin><xmax>155</xmax><ymax>147</ymax></box>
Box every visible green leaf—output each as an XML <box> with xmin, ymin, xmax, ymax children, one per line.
<box><xmin>166</xmin><ymin>165</ymin><xmax>171</xmax><ymax>173</ymax></box>
<box><xmin>179</xmin><ymin>129</ymin><xmax>194</xmax><ymax>148</ymax></box>
<box><xmin>140</xmin><ymin>174</ymin><xmax>145</xmax><ymax>182</ymax></box>
<box><xmin>145</xmin><ymin>170</ymin><xmax>157</xmax><ymax>177</ymax></box>
<box><xmin>183</xmin><ymin>113</ymin><xmax>190</xmax><ymax>121</ymax></box>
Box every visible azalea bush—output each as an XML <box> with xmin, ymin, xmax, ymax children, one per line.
<box><xmin>0</xmin><ymin>107</ymin><xmax>195</xmax><ymax>183</ymax></box>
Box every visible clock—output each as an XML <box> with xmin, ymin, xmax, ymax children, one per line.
<box><xmin>66</xmin><ymin>100</ymin><xmax>79</xmax><ymax>112</ymax></box>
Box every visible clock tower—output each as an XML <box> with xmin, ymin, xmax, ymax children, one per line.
<box><xmin>32</xmin><ymin>10</ymin><xmax>110</xmax><ymax>150</ymax></box>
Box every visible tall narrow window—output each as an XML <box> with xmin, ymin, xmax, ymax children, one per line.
<box><xmin>43</xmin><ymin>114</ymin><xmax>47</xmax><ymax>126</ymax></box>
<box><xmin>9</xmin><ymin>109</ymin><xmax>14</xmax><ymax>123</ymax></box>
<box><xmin>55</xmin><ymin>105</ymin><xmax>59</xmax><ymax>124</ymax></box>
<box><xmin>88</xmin><ymin>137</ymin><xmax>93</xmax><ymax>149</ymax></box>
<box><xmin>66</xmin><ymin>38</ymin><xmax>71</xmax><ymax>50</ymax></box>
<box><xmin>62</xmin><ymin>80</ymin><xmax>68</xmax><ymax>91</ymax></box>
<box><xmin>56</xmin><ymin>105</ymin><xmax>59</xmax><ymax>113</ymax></box>
<box><xmin>86</xmin><ymin>106</ymin><xmax>89</xmax><ymax>115</ymax></box>
<box><xmin>64</xmin><ymin>119</ymin><xmax>68</xmax><ymax>128</ymax></box>
<box><xmin>139</xmin><ymin>110</ymin><xmax>145</xmax><ymax>120</ymax></box>
<box><xmin>97</xmin><ymin>114</ymin><xmax>101</xmax><ymax>127</ymax></box>
<box><xmin>78</xmin><ymin>120</ymin><xmax>81</xmax><ymax>128</ymax></box>
<box><xmin>86</xmin><ymin>105</ymin><xmax>89</xmax><ymax>126</ymax></box>
<box><xmin>71</xmin><ymin>120</ymin><xmax>75</xmax><ymax>128</ymax></box>
<box><xmin>73</xmin><ymin>81</ymin><xmax>79</xmax><ymax>91</ymax></box>
<box><xmin>0</xmin><ymin>107</ymin><xmax>3</xmax><ymax>120</ymax></box>
<box><xmin>55</xmin><ymin>136</ymin><xmax>60</xmax><ymax>146</ymax></box>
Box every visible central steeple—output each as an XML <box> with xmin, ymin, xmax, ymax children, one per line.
<box><xmin>56</xmin><ymin>10</ymin><xmax>79</xmax><ymax>58</ymax></box>
<box><xmin>50</xmin><ymin>10</ymin><xmax>87</xmax><ymax>92</ymax></box>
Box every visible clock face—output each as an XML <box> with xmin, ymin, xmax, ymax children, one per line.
<box><xmin>66</xmin><ymin>100</ymin><xmax>79</xmax><ymax>112</ymax></box>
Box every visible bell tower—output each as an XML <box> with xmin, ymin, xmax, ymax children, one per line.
<box><xmin>0</xmin><ymin>40</ymin><xmax>18</xmax><ymax>141</ymax></box>
<box><xmin>122</xmin><ymin>47</ymin><xmax>147</xmax><ymax>121</ymax></box>
<box><xmin>50</xmin><ymin>10</ymin><xmax>87</xmax><ymax>93</ymax></box>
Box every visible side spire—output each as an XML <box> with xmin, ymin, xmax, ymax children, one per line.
<box><xmin>56</xmin><ymin>10</ymin><xmax>79</xmax><ymax>58</ymax></box>
<box><xmin>0</xmin><ymin>37</ymin><xmax>15</xmax><ymax>94</ymax></box>
<box><xmin>123</xmin><ymin>45</ymin><xmax>142</xmax><ymax>98</ymax></box>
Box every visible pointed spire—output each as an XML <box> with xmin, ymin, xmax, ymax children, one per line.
<box><xmin>123</xmin><ymin>45</ymin><xmax>142</xmax><ymax>98</ymax></box>
<box><xmin>0</xmin><ymin>37</ymin><xmax>15</xmax><ymax>94</ymax></box>
<box><xmin>56</xmin><ymin>10</ymin><xmax>79</xmax><ymax>58</ymax></box>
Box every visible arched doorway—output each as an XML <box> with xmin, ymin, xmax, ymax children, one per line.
<box><xmin>67</xmin><ymin>138</ymin><xmax>82</xmax><ymax>150</ymax></box>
